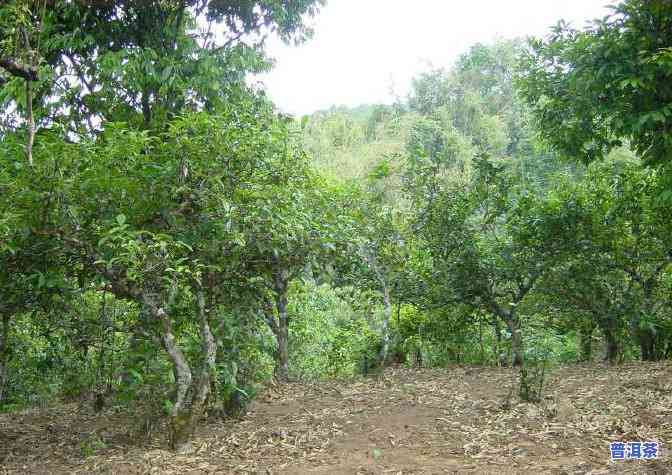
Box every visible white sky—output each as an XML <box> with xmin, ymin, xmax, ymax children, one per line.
<box><xmin>256</xmin><ymin>0</ymin><xmax>616</xmax><ymax>116</ymax></box>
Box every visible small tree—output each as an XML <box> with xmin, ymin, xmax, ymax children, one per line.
<box><xmin>535</xmin><ymin>158</ymin><xmax>672</xmax><ymax>362</ymax></box>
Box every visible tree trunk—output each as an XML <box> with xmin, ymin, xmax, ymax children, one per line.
<box><xmin>638</xmin><ymin>291</ymin><xmax>658</xmax><ymax>361</ymax></box>
<box><xmin>579</xmin><ymin>323</ymin><xmax>595</xmax><ymax>362</ymax></box>
<box><xmin>478</xmin><ymin>319</ymin><xmax>485</xmax><ymax>364</ymax></box>
<box><xmin>144</xmin><ymin>291</ymin><xmax>219</xmax><ymax>454</ymax></box>
<box><xmin>96</xmin><ymin>267</ymin><xmax>216</xmax><ymax>452</ymax></box>
<box><xmin>378</xmin><ymin>282</ymin><xmax>393</xmax><ymax>366</ymax></box>
<box><xmin>506</xmin><ymin>315</ymin><xmax>523</xmax><ymax>367</ymax></box>
<box><xmin>172</xmin><ymin>290</ymin><xmax>217</xmax><ymax>453</ymax></box>
<box><xmin>192</xmin><ymin>290</ymin><xmax>217</xmax><ymax>414</ymax></box>
<box><xmin>145</xmin><ymin>288</ymin><xmax>221</xmax><ymax>454</ymax></box>
<box><xmin>274</xmin><ymin>270</ymin><xmax>290</xmax><ymax>382</ymax></box>
<box><xmin>143</xmin><ymin>297</ymin><xmax>193</xmax><ymax>452</ymax></box>
<box><xmin>637</xmin><ymin>327</ymin><xmax>656</xmax><ymax>361</ymax></box>
<box><xmin>603</xmin><ymin>327</ymin><xmax>619</xmax><ymax>364</ymax></box>
<box><xmin>492</xmin><ymin>318</ymin><xmax>505</xmax><ymax>366</ymax></box>
<box><xmin>276</xmin><ymin>315</ymin><xmax>289</xmax><ymax>381</ymax></box>
<box><xmin>0</xmin><ymin>314</ymin><xmax>10</xmax><ymax>404</ymax></box>
<box><xmin>141</xmin><ymin>89</ymin><xmax>152</xmax><ymax>129</ymax></box>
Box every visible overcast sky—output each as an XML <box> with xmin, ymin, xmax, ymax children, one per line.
<box><xmin>256</xmin><ymin>0</ymin><xmax>616</xmax><ymax>116</ymax></box>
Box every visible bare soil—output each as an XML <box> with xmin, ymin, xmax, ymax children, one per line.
<box><xmin>1</xmin><ymin>363</ymin><xmax>670</xmax><ymax>474</ymax></box>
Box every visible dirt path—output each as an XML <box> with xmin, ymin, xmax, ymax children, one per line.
<box><xmin>1</xmin><ymin>363</ymin><xmax>670</xmax><ymax>474</ymax></box>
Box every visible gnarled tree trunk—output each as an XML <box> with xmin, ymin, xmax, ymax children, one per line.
<box><xmin>489</xmin><ymin>296</ymin><xmax>528</xmax><ymax>367</ymax></box>
<box><xmin>169</xmin><ymin>290</ymin><xmax>217</xmax><ymax>453</ymax></box>
<box><xmin>144</xmin><ymin>290</ymin><xmax>218</xmax><ymax>454</ymax></box>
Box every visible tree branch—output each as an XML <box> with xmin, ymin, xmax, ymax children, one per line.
<box><xmin>0</xmin><ymin>57</ymin><xmax>38</xmax><ymax>81</ymax></box>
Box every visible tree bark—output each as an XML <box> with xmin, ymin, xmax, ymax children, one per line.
<box><xmin>273</xmin><ymin>269</ymin><xmax>290</xmax><ymax>381</ymax></box>
<box><xmin>142</xmin><ymin>289</ymin><xmax>219</xmax><ymax>454</ymax></box>
<box><xmin>171</xmin><ymin>290</ymin><xmax>217</xmax><ymax>453</ymax></box>
<box><xmin>141</xmin><ymin>89</ymin><xmax>152</xmax><ymax>129</ymax></box>
<box><xmin>143</xmin><ymin>297</ymin><xmax>193</xmax><ymax>452</ymax></box>
<box><xmin>492</xmin><ymin>318</ymin><xmax>504</xmax><ymax>365</ymax></box>
<box><xmin>603</xmin><ymin>327</ymin><xmax>619</xmax><ymax>364</ymax></box>
<box><xmin>478</xmin><ymin>318</ymin><xmax>485</xmax><ymax>364</ymax></box>
<box><xmin>75</xmin><ymin>248</ymin><xmax>216</xmax><ymax>452</ymax></box>
<box><xmin>0</xmin><ymin>314</ymin><xmax>10</xmax><ymax>404</ymax></box>
<box><xmin>506</xmin><ymin>314</ymin><xmax>523</xmax><ymax>367</ymax></box>
<box><xmin>193</xmin><ymin>290</ymin><xmax>216</xmax><ymax>411</ymax></box>
<box><xmin>489</xmin><ymin>299</ymin><xmax>524</xmax><ymax>366</ymax></box>
<box><xmin>637</xmin><ymin>327</ymin><xmax>656</xmax><ymax>361</ymax></box>
<box><xmin>377</xmin><ymin>282</ymin><xmax>393</xmax><ymax>366</ymax></box>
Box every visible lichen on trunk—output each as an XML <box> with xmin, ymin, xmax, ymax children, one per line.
<box><xmin>142</xmin><ymin>288</ymin><xmax>219</xmax><ymax>453</ymax></box>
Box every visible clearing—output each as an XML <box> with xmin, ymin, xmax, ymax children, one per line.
<box><xmin>1</xmin><ymin>363</ymin><xmax>670</xmax><ymax>474</ymax></box>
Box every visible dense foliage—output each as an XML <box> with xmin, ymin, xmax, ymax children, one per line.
<box><xmin>1</xmin><ymin>0</ymin><xmax>670</xmax><ymax>454</ymax></box>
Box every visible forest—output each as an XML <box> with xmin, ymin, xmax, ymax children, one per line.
<box><xmin>0</xmin><ymin>0</ymin><xmax>670</xmax><ymax>473</ymax></box>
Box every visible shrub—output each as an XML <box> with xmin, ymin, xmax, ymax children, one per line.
<box><xmin>288</xmin><ymin>282</ymin><xmax>378</xmax><ymax>379</ymax></box>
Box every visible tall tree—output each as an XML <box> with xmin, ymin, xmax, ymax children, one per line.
<box><xmin>0</xmin><ymin>0</ymin><xmax>324</xmax><ymax>138</ymax></box>
<box><xmin>518</xmin><ymin>0</ymin><xmax>672</xmax><ymax>173</ymax></box>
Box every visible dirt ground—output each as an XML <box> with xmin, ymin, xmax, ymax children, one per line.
<box><xmin>1</xmin><ymin>363</ymin><xmax>670</xmax><ymax>474</ymax></box>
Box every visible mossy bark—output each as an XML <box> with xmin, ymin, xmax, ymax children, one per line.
<box><xmin>166</xmin><ymin>290</ymin><xmax>217</xmax><ymax>453</ymax></box>
<box><xmin>169</xmin><ymin>412</ymin><xmax>195</xmax><ymax>453</ymax></box>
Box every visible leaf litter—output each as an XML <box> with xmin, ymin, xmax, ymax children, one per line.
<box><xmin>0</xmin><ymin>362</ymin><xmax>670</xmax><ymax>474</ymax></box>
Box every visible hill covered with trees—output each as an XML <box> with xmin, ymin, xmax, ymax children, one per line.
<box><xmin>0</xmin><ymin>0</ymin><xmax>670</xmax><ymax>472</ymax></box>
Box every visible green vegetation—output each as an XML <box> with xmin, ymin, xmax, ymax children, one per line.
<box><xmin>0</xmin><ymin>0</ymin><xmax>670</xmax><ymax>460</ymax></box>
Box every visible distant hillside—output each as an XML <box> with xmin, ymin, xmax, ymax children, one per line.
<box><xmin>297</xmin><ymin>103</ymin><xmax>414</xmax><ymax>181</ymax></box>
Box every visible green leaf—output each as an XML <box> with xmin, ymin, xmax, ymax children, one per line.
<box><xmin>161</xmin><ymin>65</ymin><xmax>173</xmax><ymax>82</ymax></box>
<box><xmin>129</xmin><ymin>369</ymin><xmax>143</xmax><ymax>383</ymax></box>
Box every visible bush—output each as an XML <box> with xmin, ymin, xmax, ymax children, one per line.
<box><xmin>519</xmin><ymin>329</ymin><xmax>559</xmax><ymax>402</ymax></box>
<box><xmin>288</xmin><ymin>282</ymin><xmax>379</xmax><ymax>379</ymax></box>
